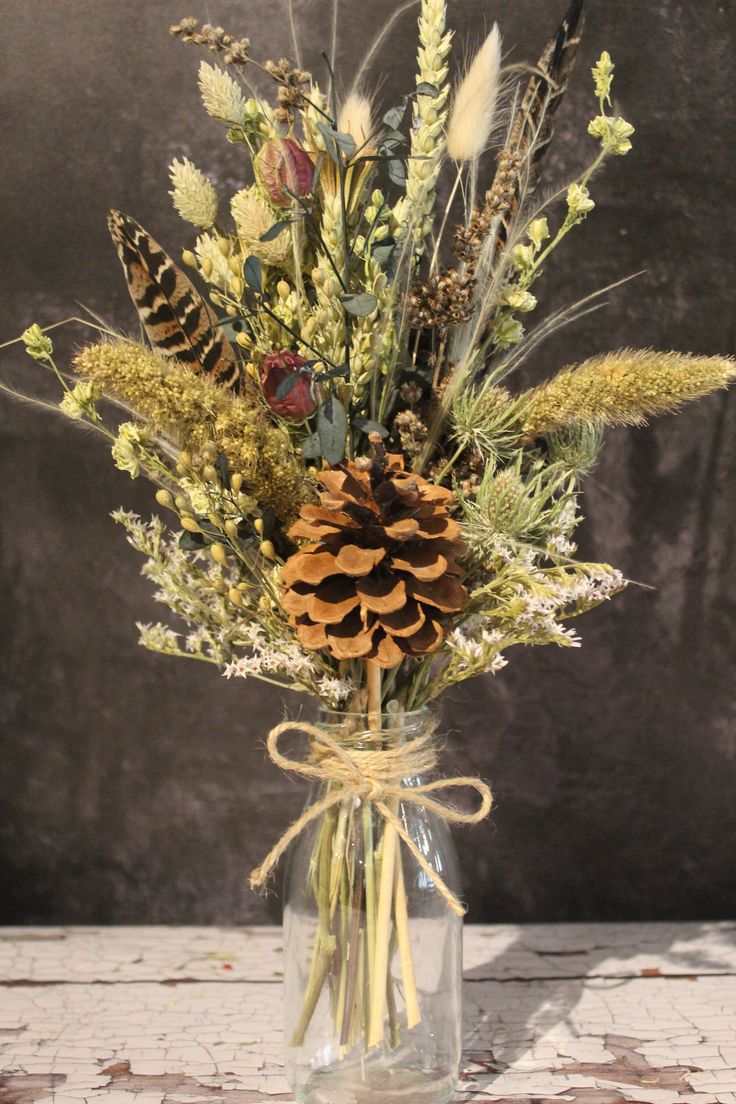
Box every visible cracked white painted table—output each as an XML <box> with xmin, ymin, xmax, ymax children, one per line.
<box><xmin>1</xmin><ymin>923</ymin><xmax>735</xmax><ymax>1104</ymax></box>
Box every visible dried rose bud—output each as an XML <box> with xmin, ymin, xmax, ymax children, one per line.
<box><xmin>254</xmin><ymin>139</ymin><xmax>313</xmax><ymax>208</ymax></box>
<box><xmin>259</xmin><ymin>349</ymin><xmax>317</xmax><ymax>421</ymax></box>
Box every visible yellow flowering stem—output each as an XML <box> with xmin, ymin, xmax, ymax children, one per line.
<box><xmin>520</xmin><ymin>349</ymin><xmax>736</xmax><ymax>439</ymax></box>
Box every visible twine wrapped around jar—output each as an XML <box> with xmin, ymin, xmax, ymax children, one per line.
<box><xmin>249</xmin><ymin>719</ymin><xmax>493</xmax><ymax>917</ymax></box>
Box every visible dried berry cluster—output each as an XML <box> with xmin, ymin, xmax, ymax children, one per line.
<box><xmin>169</xmin><ymin>19</ymin><xmax>251</xmax><ymax>65</ymax></box>
<box><xmin>408</xmin><ymin>267</ymin><xmax>476</xmax><ymax>331</ymax></box>
<box><xmin>263</xmin><ymin>58</ymin><xmax>312</xmax><ymax>124</ymax></box>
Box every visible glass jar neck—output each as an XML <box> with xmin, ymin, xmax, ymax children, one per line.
<box><xmin>316</xmin><ymin>706</ymin><xmax>433</xmax><ymax>750</ymax></box>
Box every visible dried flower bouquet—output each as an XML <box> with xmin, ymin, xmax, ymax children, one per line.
<box><xmin>4</xmin><ymin>0</ymin><xmax>735</xmax><ymax>1087</ymax></box>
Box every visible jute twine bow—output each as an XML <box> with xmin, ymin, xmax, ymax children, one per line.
<box><xmin>249</xmin><ymin>720</ymin><xmax>493</xmax><ymax>917</ymax></box>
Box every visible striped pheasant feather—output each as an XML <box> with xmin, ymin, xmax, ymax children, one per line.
<box><xmin>491</xmin><ymin>0</ymin><xmax>586</xmax><ymax>249</ymax></box>
<box><xmin>108</xmin><ymin>209</ymin><xmax>240</xmax><ymax>390</ymax></box>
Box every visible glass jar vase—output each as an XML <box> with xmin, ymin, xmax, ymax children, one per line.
<box><xmin>282</xmin><ymin>707</ymin><xmax>463</xmax><ymax>1104</ymax></box>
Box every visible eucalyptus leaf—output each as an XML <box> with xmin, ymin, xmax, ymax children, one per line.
<box><xmin>371</xmin><ymin>236</ymin><xmax>396</xmax><ymax>267</ymax></box>
<box><xmin>317</xmin><ymin>396</ymin><xmax>348</xmax><ymax>465</ymax></box>
<box><xmin>388</xmin><ymin>158</ymin><xmax>407</xmax><ymax>186</ymax></box>
<box><xmin>382</xmin><ymin>98</ymin><xmax>407</xmax><ymax>129</ymax></box>
<box><xmin>339</xmin><ymin>292</ymin><xmax>378</xmax><ymax>317</ymax></box>
<box><xmin>216</xmin><ymin>317</ymin><xmax>250</xmax><ymax>341</ymax></box>
<box><xmin>261</xmin><ymin>505</ymin><xmax>276</xmax><ymax>540</ymax></box>
<box><xmin>259</xmin><ymin>219</ymin><xmax>295</xmax><ymax>242</ymax></box>
<box><xmin>243</xmin><ymin>255</ymin><xmax>262</xmax><ymax>293</ymax></box>
<box><xmin>301</xmin><ymin>431</ymin><xmax>322</xmax><ymax>459</ymax></box>
<box><xmin>217</xmin><ymin>452</ymin><xmax>230</xmax><ymax>489</ymax></box>
<box><xmin>332</xmin><ymin>130</ymin><xmax>357</xmax><ymax>158</ymax></box>
<box><xmin>352</xmin><ymin>417</ymin><xmax>388</xmax><ymax>438</ymax></box>
<box><xmin>320</xmin><ymin>363</ymin><xmax>350</xmax><ymax>380</ymax></box>
<box><xmin>179</xmin><ymin>529</ymin><xmax>211</xmax><ymax>550</ymax></box>
<box><xmin>275</xmin><ymin>372</ymin><xmax>301</xmax><ymax>401</ymax></box>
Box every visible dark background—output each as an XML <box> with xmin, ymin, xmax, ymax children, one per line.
<box><xmin>1</xmin><ymin>0</ymin><xmax>735</xmax><ymax>925</ymax></box>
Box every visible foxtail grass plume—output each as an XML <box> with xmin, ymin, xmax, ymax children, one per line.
<box><xmin>521</xmin><ymin>349</ymin><xmax>736</xmax><ymax>438</ymax></box>
<box><xmin>446</xmin><ymin>23</ymin><xmax>502</xmax><ymax>161</ymax></box>
<box><xmin>337</xmin><ymin>92</ymin><xmax>374</xmax><ymax>148</ymax></box>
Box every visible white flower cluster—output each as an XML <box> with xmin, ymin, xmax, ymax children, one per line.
<box><xmin>224</xmin><ymin>625</ymin><xmax>353</xmax><ymax>706</ymax></box>
<box><xmin>545</xmin><ymin>498</ymin><xmax>579</xmax><ymax>559</ymax></box>
<box><xmin>513</xmin><ymin>565</ymin><xmax>625</xmax><ymax>645</ymax></box>
<box><xmin>136</xmin><ymin>622</ymin><xmax>182</xmax><ymax>653</ymax></box>
<box><xmin>445</xmin><ymin>622</ymin><xmax>508</xmax><ymax>677</ymax></box>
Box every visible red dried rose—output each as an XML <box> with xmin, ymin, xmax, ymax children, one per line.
<box><xmin>259</xmin><ymin>349</ymin><xmax>317</xmax><ymax>421</ymax></box>
<box><xmin>254</xmin><ymin>138</ymin><xmax>314</xmax><ymax>208</ymax></box>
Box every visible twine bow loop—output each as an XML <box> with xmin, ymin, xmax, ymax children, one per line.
<box><xmin>249</xmin><ymin>720</ymin><xmax>493</xmax><ymax>917</ymax></box>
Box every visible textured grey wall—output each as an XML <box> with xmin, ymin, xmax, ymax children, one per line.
<box><xmin>1</xmin><ymin>0</ymin><xmax>735</xmax><ymax>925</ymax></box>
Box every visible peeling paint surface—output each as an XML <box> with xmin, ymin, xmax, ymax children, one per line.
<box><xmin>0</xmin><ymin>924</ymin><xmax>734</xmax><ymax>1104</ymax></box>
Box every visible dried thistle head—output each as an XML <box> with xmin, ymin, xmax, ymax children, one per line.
<box><xmin>451</xmin><ymin>383</ymin><xmax>520</xmax><ymax>460</ymax></box>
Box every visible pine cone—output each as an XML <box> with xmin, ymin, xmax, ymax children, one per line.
<box><xmin>281</xmin><ymin>449</ymin><xmax>467</xmax><ymax>668</ymax></box>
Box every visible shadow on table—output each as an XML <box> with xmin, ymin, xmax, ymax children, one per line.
<box><xmin>460</xmin><ymin>922</ymin><xmax>735</xmax><ymax>1091</ymax></box>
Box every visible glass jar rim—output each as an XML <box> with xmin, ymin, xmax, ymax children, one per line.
<box><xmin>317</xmin><ymin>705</ymin><xmax>431</xmax><ymax>723</ymax></box>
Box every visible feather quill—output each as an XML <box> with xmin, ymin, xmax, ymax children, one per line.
<box><xmin>490</xmin><ymin>0</ymin><xmax>586</xmax><ymax>246</ymax></box>
<box><xmin>107</xmin><ymin>210</ymin><xmax>240</xmax><ymax>391</ymax></box>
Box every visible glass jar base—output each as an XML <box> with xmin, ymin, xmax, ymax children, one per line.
<box><xmin>296</xmin><ymin>1063</ymin><xmax>457</xmax><ymax>1104</ymax></box>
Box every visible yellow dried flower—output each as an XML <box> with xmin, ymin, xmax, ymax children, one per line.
<box><xmin>521</xmin><ymin>349</ymin><xmax>736</xmax><ymax>438</ymax></box>
<box><xmin>592</xmin><ymin>51</ymin><xmax>615</xmax><ymax>105</ymax></box>
<box><xmin>588</xmin><ymin>114</ymin><xmax>634</xmax><ymax>156</ymax></box>
<box><xmin>567</xmin><ymin>183</ymin><xmax>595</xmax><ymax>218</ymax></box>
<box><xmin>59</xmin><ymin>379</ymin><xmax>102</xmax><ymax>420</ymax></box>
<box><xmin>21</xmin><ymin>323</ymin><xmax>53</xmax><ymax>360</ymax></box>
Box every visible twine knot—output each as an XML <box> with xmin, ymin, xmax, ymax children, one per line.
<box><xmin>249</xmin><ymin>719</ymin><xmax>493</xmax><ymax>916</ymax></box>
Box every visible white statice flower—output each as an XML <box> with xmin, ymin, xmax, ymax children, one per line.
<box><xmin>195</xmin><ymin>232</ymin><xmax>232</xmax><ymax>291</ymax></box>
<box><xmin>315</xmin><ymin>675</ymin><xmax>353</xmax><ymax>708</ymax></box>
<box><xmin>446</xmin><ymin>623</ymin><xmax>508</xmax><ymax>676</ymax></box>
<box><xmin>546</xmin><ymin>499</ymin><xmax>580</xmax><ymax>558</ymax></box>
<box><xmin>59</xmin><ymin>380</ymin><xmax>102</xmax><ymax>421</ymax></box>
<box><xmin>111</xmin><ymin>422</ymin><xmax>151</xmax><ymax>478</ymax></box>
<box><xmin>169</xmin><ymin>157</ymin><xmax>219</xmax><ymax>229</ymax></box>
<box><xmin>137</xmin><ymin>622</ymin><xmax>181</xmax><ymax>652</ymax></box>
<box><xmin>198</xmin><ymin>61</ymin><xmax>248</xmax><ymax>124</ymax></box>
<box><xmin>186</xmin><ymin>626</ymin><xmax>213</xmax><ymax>654</ymax></box>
